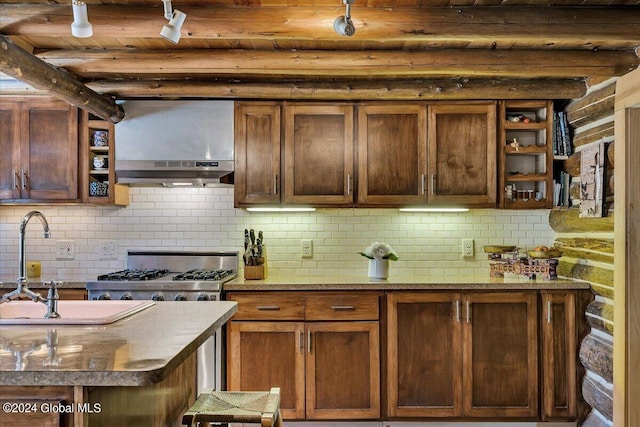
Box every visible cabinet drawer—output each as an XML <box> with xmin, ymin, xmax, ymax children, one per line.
<box><xmin>305</xmin><ymin>293</ymin><xmax>379</xmax><ymax>321</ymax></box>
<box><xmin>226</xmin><ymin>292</ymin><xmax>304</xmax><ymax>320</ymax></box>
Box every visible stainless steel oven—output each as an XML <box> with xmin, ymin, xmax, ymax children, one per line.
<box><xmin>86</xmin><ymin>251</ymin><xmax>238</xmax><ymax>394</ymax></box>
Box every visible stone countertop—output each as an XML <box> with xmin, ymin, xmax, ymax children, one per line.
<box><xmin>224</xmin><ymin>274</ymin><xmax>591</xmax><ymax>291</ymax></box>
<box><xmin>0</xmin><ymin>278</ymin><xmax>88</xmax><ymax>290</ymax></box>
<box><xmin>0</xmin><ymin>301</ymin><xmax>237</xmax><ymax>387</ymax></box>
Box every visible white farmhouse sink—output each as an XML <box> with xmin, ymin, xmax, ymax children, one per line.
<box><xmin>0</xmin><ymin>300</ymin><xmax>155</xmax><ymax>325</ymax></box>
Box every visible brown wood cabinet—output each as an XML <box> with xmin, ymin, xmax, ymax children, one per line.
<box><xmin>226</xmin><ymin>291</ymin><xmax>380</xmax><ymax>420</ymax></box>
<box><xmin>357</xmin><ymin>103</ymin><xmax>427</xmax><ymax>205</ymax></box>
<box><xmin>387</xmin><ymin>291</ymin><xmax>538</xmax><ymax>419</ymax></box>
<box><xmin>234</xmin><ymin>102</ymin><xmax>282</xmax><ymax>206</ymax></box>
<box><xmin>499</xmin><ymin>100</ymin><xmax>554</xmax><ymax>208</ymax></box>
<box><xmin>428</xmin><ymin>103</ymin><xmax>497</xmax><ymax>206</ymax></box>
<box><xmin>79</xmin><ymin>110</ymin><xmax>128</xmax><ymax>205</ymax></box>
<box><xmin>0</xmin><ymin>97</ymin><xmax>78</xmax><ymax>202</ymax></box>
<box><xmin>283</xmin><ymin>103</ymin><xmax>354</xmax><ymax>205</ymax></box>
<box><xmin>541</xmin><ymin>290</ymin><xmax>578</xmax><ymax>420</ymax></box>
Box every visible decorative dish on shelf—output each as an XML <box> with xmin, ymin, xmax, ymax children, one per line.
<box><xmin>483</xmin><ymin>245</ymin><xmax>517</xmax><ymax>253</ymax></box>
<box><xmin>528</xmin><ymin>245</ymin><xmax>563</xmax><ymax>258</ymax></box>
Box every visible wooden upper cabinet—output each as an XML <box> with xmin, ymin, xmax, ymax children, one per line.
<box><xmin>428</xmin><ymin>103</ymin><xmax>497</xmax><ymax>206</ymax></box>
<box><xmin>234</xmin><ymin>102</ymin><xmax>281</xmax><ymax>206</ymax></box>
<box><xmin>1</xmin><ymin>98</ymin><xmax>78</xmax><ymax>202</ymax></box>
<box><xmin>357</xmin><ymin>103</ymin><xmax>427</xmax><ymax>205</ymax></box>
<box><xmin>283</xmin><ymin>103</ymin><xmax>354</xmax><ymax>205</ymax></box>
<box><xmin>463</xmin><ymin>292</ymin><xmax>538</xmax><ymax>418</ymax></box>
<box><xmin>0</xmin><ymin>100</ymin><xmax>21</xmax><ymax>199</ymax></box>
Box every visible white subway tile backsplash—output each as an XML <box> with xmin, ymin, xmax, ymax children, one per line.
<box><xmin>0</xmin><ymin>187</ymin><xmax>555</xmax><ymax>280</ymax></box>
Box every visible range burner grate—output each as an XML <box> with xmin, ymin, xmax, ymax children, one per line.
<box><xmin>98</xmin><ymin>269</ymin><xmax>170</xmax><ymax>281</ymax></box>
<box><xmin>172</xmin><ymin>269</ymin><xmax>235</xmax><ymax>281</ymax></box>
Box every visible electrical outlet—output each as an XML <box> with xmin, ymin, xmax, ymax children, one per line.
<box><xmin>98</xmin><ymin>240</ymin><xmax>117</xmax><ymax>259</ymax></box>
<box><xmin>462</xmin><ymin>239</ymin><xmax>474</xmax><ymax>258</ymax></box>
<box><xmin>56</xmin><ymin>240</ymin><xmax>75</xmax><ymax>260</ymax></box>
<box><xmin>301</xmin><ymin>239</ymin><xmax>313</xmax><ymax>259</ymax></box>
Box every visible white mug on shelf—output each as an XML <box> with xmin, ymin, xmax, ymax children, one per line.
<box><xmin>93</xmin><ymin>156</ymin><xmax>106</xmax><ymax>169</ymax></box>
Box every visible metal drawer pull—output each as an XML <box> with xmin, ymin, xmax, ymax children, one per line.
<box><xmin>256</xmin><ymin>305</ymin><xmax>280</xmax><ymax>311</ymax></box>
<box><xmin>466</xmin><ymin>301</ymin><xmax>471</xmax><ymax>323</ymax></box>
<box><xmin>431</xmin><ymin>174</ymin><xmax>436</xmax><ymax>195</ymax></box>
<box><xmin>330</xmin><ymin>305</ymin><xmax>355</xmax><ymax>311</ymax></box>
<box><xmin>299</xmin><ymin>330</ymin><xmax>304</xmax><ymax>353</ymax></box>
<box><xmin>307</xmin><ymin>330</ymin><xmax>312</xmax><ymax>353</ymax></box>
<box><xmin>421</xmin><ymin>174</ymin><xmax>426</xmax><ymax>194</ymax></box>
<box><xmin>347</xmin><ymin>174</ymin><xmax>352</xmax><ymax>195</ymax></box>
<box><xmin>455</xmin><ymin>300</ymin><xmax>460</xmax><ymax>323</ymax></box>
<box><xmin>547</xmin><ymin>300</ymin><xmax>552</xmax><ymax>323</ymax></box>
<box><xmin>13</xmin><ymin>170</ymin><xmax>19</xmax><ymax>189</ymax></box>
<box><xmin>21</xmin><ymin>169</ymin><xmax>28</xmax><ymax>190</ymax></box>
<box><xmin>273</xmin><ymin>174</ymin><xmax>278</xmax><ymax>195</ymax></box>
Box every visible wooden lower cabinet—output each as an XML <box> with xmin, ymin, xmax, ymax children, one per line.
<box><xmin>226</xmin><ymin>291</ymin><xmax>381</xmax><ymax>420</ymax></box>
<box><xmin>541</xmin><ymin>290</ymin><xmax>581</xmax><ymax>420</ymax></box>
<box><xmin>227</xmin><ymin>321</ymin><xmax>306</xmax><ymax>419</ymax></box>
<box><xmin>306</xmin><ymin>321</ymin><xmax>379</xmax><ymax>419</ymax></box>
<box><xmin>227</xmin><ymin>319</ymin><xmax>380</xmax><ymax>420</ymax></box>
<box><xmin>387</xmin><ymin>291</ymin><xmax>538</xmax><ymax>419</ymax></box>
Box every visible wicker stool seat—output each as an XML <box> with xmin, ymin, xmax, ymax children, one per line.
<box><xmin>183</xmin><ymin>387</ymin><xmax>283</xmax><ymax>427</ymax></box>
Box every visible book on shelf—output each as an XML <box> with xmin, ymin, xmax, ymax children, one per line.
<box><xmin>553</xmin><ymin>111</ymin><xmax>573</xmax><ymax>157</ymax></box>
<box><xmin>553</xmin><ymin>171</ymin><xmax>571</xmax><ymax>208</ymax></box>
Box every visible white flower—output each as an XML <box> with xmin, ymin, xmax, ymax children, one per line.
<box><xmin>359</xmin><ymin>242</ymin><xmax>398</xmax><ymax>261</ymax></box>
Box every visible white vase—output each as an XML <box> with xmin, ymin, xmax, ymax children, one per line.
<box><xmin>368</xmin><ymin>258</ymin><xmax>389</xmax><ymax>279</ymax></box>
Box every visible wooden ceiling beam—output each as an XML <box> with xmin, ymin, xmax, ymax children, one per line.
<box><xmin>85</xmin><ymin>78</ymin><xmax>587</xmax><ymax>100</ymax></box>
<box><xmin>0</xmin><ymin>35</ymin><xmax>124</xmax><ymax>122</ymax></box>
<box><xmin>1</xmin><ymin>5</ymin><xmax>639</xmax><ymax>44</ymax></box>
<box><xmin>38</xmin><ymin>48</ymin><xmax>639</xmax><ymax>79</ymax></box>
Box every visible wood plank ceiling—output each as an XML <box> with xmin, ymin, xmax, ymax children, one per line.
<box><xmin>1</xmin><ymin>0</ymin><xmax>639</xmax><ymax>104</ymax></box>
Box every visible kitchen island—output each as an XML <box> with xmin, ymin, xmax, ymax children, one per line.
<box><xmin>0</xmin><ymin>300</ymin><xmax>237</xmax><ymax>427</ymax></box>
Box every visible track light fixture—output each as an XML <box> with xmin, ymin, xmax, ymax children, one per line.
<box><xmin>160</xmin><ymin>0</ymin><xmax>186</xmax><ymax>44</ymax></box>
<box><xmin>334</xmin><ymin>0</ymin><xmax>356</xmax><ymax>37</ymax></box>
<box><xmin>71</xmin><ymin>0</ymin><xmax>93</xmax><ymax>38</ymax></box>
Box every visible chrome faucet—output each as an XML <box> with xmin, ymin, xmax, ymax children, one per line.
<box><xmin>0</xmin><ymin>211</ymin><xmax>61</xmax><ymax>318</ymax></box>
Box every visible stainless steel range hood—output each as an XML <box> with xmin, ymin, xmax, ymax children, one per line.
<box><xmin>115</xmin><ymin>100</ymin><xmax>234</xmax><ymax>186</ymax></box>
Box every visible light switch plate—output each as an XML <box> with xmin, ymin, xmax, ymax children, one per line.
<box><xmin>56</xmin><ymin>240</ymin><xmax>75</xmax><ymax>260</ymax></box>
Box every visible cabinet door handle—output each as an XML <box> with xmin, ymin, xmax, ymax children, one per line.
<box><xmin>13</xmin><ymin>169</ymin><xmax>19</xmax><ymax>189</ymax></box>
<box><xmin>299</xmin><ymin>330</ymin><xmax>304</xmax><ymax>353</ymax></box>
<box><xmin>256</xmin><ymin>305</ymin><xmax>280</xmax><ymax>311</ymax></box>
<box><xmin>431</xmin><ymin>174</ymin><xmax>436</xmax><ymax>195</ymax></box>
<box><xmin>307</xmin><ymin>330</ymin><xmax>312</xmax><ymax>353</ymax></box>
<box><xmin>21</xmin><ymin>169</ymin><xmax>28</xmax><ymax>190</ymax></box>
<box><xmin>421</xmin><ymin>174</ymin><xmax>426</xmax><ymax>194</ymax></box>
<box><xmin>547</xmin><ymin>300</ymin><xmax>552</xmax><ymax>323</ymax></box>
<box><xmin>466</xmin><ymin>301</ymin><xmax>471</xmax><ymax>323</ymax></box>
<box><xmin>273</xmin><ymin>174</ymin><xmax>278</xmax><ymax>195</ymax></box>
<box><xmin>330</xmin><ymin>305</ymin><xmax>355</xmax><ymax>311</ymax></box>
<box><xmin>455</xmin><ymin>300</ymin><xmax>460</xmax><ymax>323</ymax></box>
<box><xmin>347</xmin><ymin>174</ymin><xmax>352</xmax><ymax>195</ymax></box>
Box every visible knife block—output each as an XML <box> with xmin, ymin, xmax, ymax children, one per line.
<box><xmin>244</xmin><ymin>265</ymin><xmax>265</xmax><ymax>280</ymax></box>
<box><xmin>244</xmin><ymin>245</ymin><xmax>267</xmax><ymax>280</ymax></box>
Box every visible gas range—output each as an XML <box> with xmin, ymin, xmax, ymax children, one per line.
<box><xmin>87</xmin><ymin>251</ymin><xmax>238</xmax><ymax>301</ymax></box>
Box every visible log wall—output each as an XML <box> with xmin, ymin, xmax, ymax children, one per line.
<box><xmin>551</xmin><ymin>77</ymin><xmax>617</xmax><ymax>427</ymax></box>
